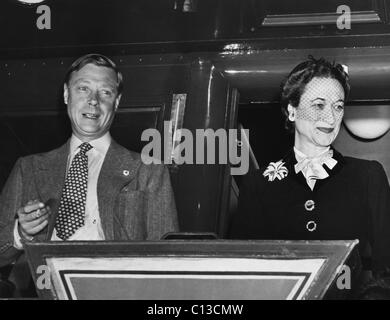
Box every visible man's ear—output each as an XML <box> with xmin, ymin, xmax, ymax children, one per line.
<box><xmin>63</xmin><ymin>84</ymin><xmax>69</xmax><ymax>105</ymax></box>
<box><xmin>287</xmin><ymin>104</ymin><xmax>296</xmax><ymax>121</ymax></box>
<box><xmin>114</xmin><ymin>94</ymin><xmax>122</xmax><ymax>111</ymax></box>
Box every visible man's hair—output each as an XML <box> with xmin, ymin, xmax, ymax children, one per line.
<box><xmin>280</xmin><ymin>55</ymin><xmax>350</xmax><ymax>132</ymax></box>
<box><xmin>63</xmin><ymin>53</ymin><xmax>123</xmax><ymax>95</ymax></box>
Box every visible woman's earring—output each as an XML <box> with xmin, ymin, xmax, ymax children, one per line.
<box><xmin>289</xmin><ymin>111</ymin><xmax>295</xmax><ymax>121</ymax></box>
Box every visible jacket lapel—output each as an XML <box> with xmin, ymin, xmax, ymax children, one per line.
<box><xmin>33</xmin><ymin>141</ymin><xmax>69</xmax><ymax>240</ymax></box>
<box><xmin>313</xmin><ymin>147</ymin><xmax>346</xmax><ymax>191</ymax></box>
<box><xmin>97</xmin><ymin>140</ymin><xmax>141</xmax><ymax>240</ymax></box>
<box><xmin>283</xmin><ymin>149</ymin><xmax>309</xmax><ymax>190</ymax></box>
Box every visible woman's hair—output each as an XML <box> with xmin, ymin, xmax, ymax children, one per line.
<box><xmin>63</xmin><ymin>53</ymin><xmax>123</xmax><ymax>95</ymax></box>
<box><xmin>280</xmin><ymin>56</ymin><xmax>350</xmax><ymax>132</ymax></box>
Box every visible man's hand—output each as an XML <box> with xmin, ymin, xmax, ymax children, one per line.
<box><xmin>17</xmin><ymin>200</ymin><xmax>51</xmax><ymax>240</ymax></box>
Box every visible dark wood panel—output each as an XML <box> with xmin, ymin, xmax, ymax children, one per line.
<box><xmin>3</xmin><ymin>0</ymin><xmax>390</xmax><ymax>60</ymax></box>
<box><xmin>0</xmin><ymin>112</ymin><xmax>70</xmax><ymax>191</ymax></box>
<box><xmin>0</xmin><ymin>0</ymin><xmax>230</xmax><ymax>49</ymax></box>
<box><xmin>111</xmin><ymin>106</ymin><xmax>165</xmax><ymax>154</ymax></box>
<box><xmin>120</xmin><ymin>65</ymin><xmax>189</xmax><ymax>101</ymax></box>
<box><xmin>237</xmin><ymin>103</ymin><xmax>293</xmax><ymax>170</ymax></box>
<box><xmin>0</xmin><ymin>58</ymin><xmax>67</xmax><ymax>110</ymax></box>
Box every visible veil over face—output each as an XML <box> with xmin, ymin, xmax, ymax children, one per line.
<box><xmin>288</xmin><ymin>77</ymin><xmax>345</xmax><ymax>152</ymax></box>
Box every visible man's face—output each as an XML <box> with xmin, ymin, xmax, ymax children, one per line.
<box><xmin>64</xmin><ymin>63</ymin><xmax>121</xmax><ymax>142</ymax></box>
<box><xmin>288</xmin><ymin>77</ymin><xmax>345</xmax><ymax>149</ymax></box>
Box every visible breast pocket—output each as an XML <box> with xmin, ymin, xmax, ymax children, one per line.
<box><xmin>115</xmin><ymin>189</ymin><xmax>146</xmax><ymax>239</ymax></box>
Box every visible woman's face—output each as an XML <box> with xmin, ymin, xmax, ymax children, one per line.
<box><xmin>288</xmin><ymin>77</ymin><xmax>345</xmax><ymax>151</ymax></box>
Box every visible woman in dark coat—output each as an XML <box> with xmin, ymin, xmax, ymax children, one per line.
<box><xmin>229</xmin><ymin>57</ymin><xmax>390</xmax><ymax>283</ymax></box>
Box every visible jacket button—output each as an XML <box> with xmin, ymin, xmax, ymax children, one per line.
<box><xmin>306</xmin><ymin>221</ymin><xmax>317</xmax><ymax>232</ymax></box>
<box><xmin>304</xmin><ymin>200</ymin><xmax>315</xmax><ymax>211</ymax></box>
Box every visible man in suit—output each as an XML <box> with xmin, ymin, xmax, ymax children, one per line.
<box><xmin>0</xmin><ymin>54</ymin><xmax>178</xmax><ymax>294</ymax></box>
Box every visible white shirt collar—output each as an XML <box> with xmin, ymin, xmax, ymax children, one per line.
<box><xmin>70</xmin><ymin>132</ymin><xmax>111</xmax><ymax>156</ymax></box>
<box><xmin>293</xmin><ymin>146</ymin><xmax>331</xmax><ymax>161</ymax></box>
<box><xmin>293</xmin><ymin>145</ymin><xmax>337</xmax><ymax>191</ymax></box>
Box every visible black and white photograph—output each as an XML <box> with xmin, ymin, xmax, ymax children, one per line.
<box><xmin>1</xmin><ymin>0</ymin><xmax>390</xmax><ymax>306</ymax></box>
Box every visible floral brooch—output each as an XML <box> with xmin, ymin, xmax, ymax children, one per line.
<box><xmin>263</xmin><ymin>160</ymin><xmax>288</xmax><ymax>182</ymax></box>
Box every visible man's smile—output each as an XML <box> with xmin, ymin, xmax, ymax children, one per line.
<box><xmin>82</xmin><ymin>112</ymin><xmax>100</xmax><ymax>119</ymax></box>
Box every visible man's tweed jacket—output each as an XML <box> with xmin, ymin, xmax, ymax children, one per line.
<box><xmin>0</xmin><ymin>139</ymin><xmax>179</xmax><ymax>267</ymax></box>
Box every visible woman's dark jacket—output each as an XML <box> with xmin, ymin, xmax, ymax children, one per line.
<box><xmin>229</xmin><ymin>148</ymin><xmax>390</xmax><ymax>273</ymax></box>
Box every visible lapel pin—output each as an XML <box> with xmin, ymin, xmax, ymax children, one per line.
<box><xmin>123</xmin><ymin>170</ymin><xmax>130</xmax><ymax>176</ymax></box>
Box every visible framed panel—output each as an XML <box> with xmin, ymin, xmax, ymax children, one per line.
<box><xmin>25</xmin><ymin>239</ymin><xmax>359</xmax><ymax>300</ymax></box>
<box><xmin>254</xmin><ymin>0</ymin><xmax>388</xmax><ymax>27</ymax></box>
<box><xmin>111</xmin><ymin>105</ymin><xmax>165</xmax><ymax>154</ymax></box>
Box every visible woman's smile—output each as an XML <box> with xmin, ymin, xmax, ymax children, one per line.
<box><xmin>316</xmin><ymin>127</ymin><xmax>334</xmax><ymax>134</ymax></box>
